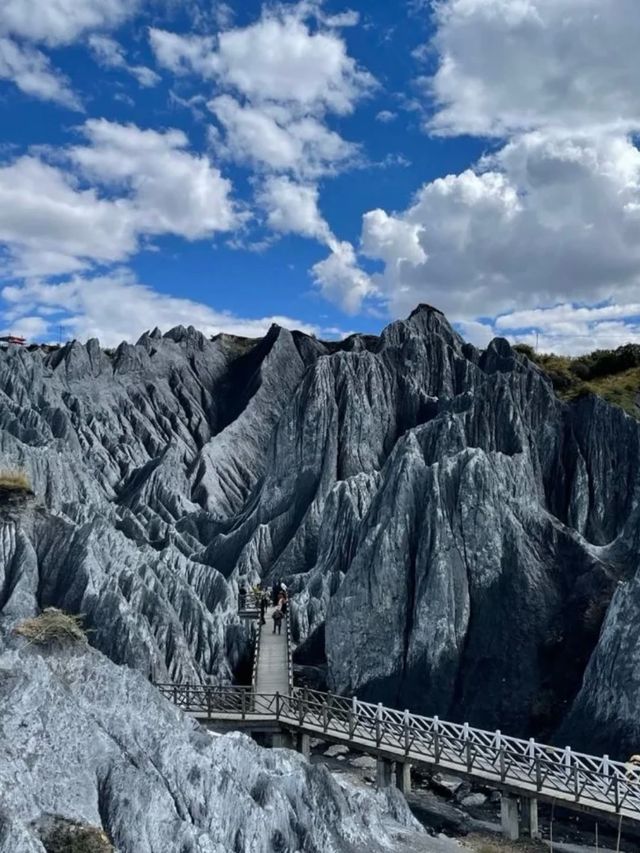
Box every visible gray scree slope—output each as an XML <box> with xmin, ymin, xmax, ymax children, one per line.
<box><xmin>0</xmin><ymin>306</ymin><xmax>639</xmax><ymax>755</ymax></box>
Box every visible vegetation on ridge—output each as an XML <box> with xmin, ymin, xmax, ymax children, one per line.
<box><xmin>514</xmin><ymin>343</ymin><xmax>640</xmax><ymax>418</ymax></box>
<box><xmin>15</xmin><ymin>608</ymin><xmax>88</xmax><ymax>646</ymax></box>
<box><xmin>0</xmin><ymin>467</ymin><xmax>31</xmax><ymax>492</ymax></box>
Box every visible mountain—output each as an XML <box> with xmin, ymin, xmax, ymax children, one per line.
<box><xmin>1</xmin><ymin>306</ymin><xmax>639</xmax><ymax>758</ymax></box>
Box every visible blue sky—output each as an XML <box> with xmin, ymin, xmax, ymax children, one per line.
<box><xmin>2</xmin><ymin>0</ymin><xmax>640</xmax><ymax>353</ymax></box>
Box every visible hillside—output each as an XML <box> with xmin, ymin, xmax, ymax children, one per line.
<box><xmin>515</xmin><ymin>343</ymin><xmax>640</xmax><ymax>417</ymax></box>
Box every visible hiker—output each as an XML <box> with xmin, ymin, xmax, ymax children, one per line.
<box><xmin>272</xmin><ymin>580</ymin><xmax>280</xmax><ymax>606</ymax></box>
<box><xmin>239</xmin><ymin>583</ymin><xmax>247</xmax><ymax>610</ymax></box>
<box><xmin>259</xmin><ymin>592</ymin><xmax>268</xmax><ymax>625</ymax></box>
<box><xmin>278</xmin><ymin>591</ymin><xmax>288</xmax><ymax>616</ymax></box>
<box><xmin>272</xmin><ymin>606</ymin><xmax>284</xmax><ymax>634</ymax></box>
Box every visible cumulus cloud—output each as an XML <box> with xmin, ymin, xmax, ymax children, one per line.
<box><xmin>151</xmin><ymin>4</ymin><xmax>372</xmax><ymax>180</ymax></box>
<box><xmin>1</xmin><ymin>269</ymin><xmax>333</xmax><ymax>346</ymax></box>
<box><xmin>311</xmin><ymin>240</ymin><xmax>373</xmax><ymax>313</ymax></box>
<box><xmin>375</xmin><ymin>110</ymin><xmax>397</xmax><ymax>123</ymax></box>
<box><xmin>0</xmin><ymin>36</ymin><xmax>80</xmax><ymax>108</ymax></box>
<box><xmin>0</xmin><ymin>120</ymin><xmax>239</xmax><ymax>277</ymax></box>
<box><xmin>305</xmin><ymin>0</ymin><xmax>640</xmax><ymax>350</ymax></box>
<box><xmin>354</xmin><ymin>133</ymin><xmax>640</xmax><ymax>320</ymax></box>
<box><xmin>0</xmin><ymin>0</ymin><xmax>141</xmax><ymax>106</ymax></box>
<box><xmin>0</xmin><ymin>0</ymin><xmax>138</xmax><ymax>46</ymax></box>
<box><xmin>151</xmin><ymin>9</ymin><xmax>373</xmax><ymax>115</ymax></box>
<box><xmin>208</xmin><ymin>95</ymin><xmax>358</xmax><ymax>177</ymax></box>
<box><xmin>428</xmin><ymin>0</ymin><xmax>640</xmax><ymax>137</ymax></box>
<box><xmin>258</xmin><ymin>177</ymin><xmax>332</xmax><ymax>242</ymax></box>
<box><xmin>88</xmin><ymin>34</ymin><xmax>159</xmax><ymax>87</ymax></box>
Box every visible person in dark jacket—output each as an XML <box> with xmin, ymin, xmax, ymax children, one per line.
<box><xmin>239</xmin><ymin>584</ymin><xmax>247</xmax><ymax>610</ymax></box>
<box><xmin>272</xmin><ymin>606</ymin><xmax>284</xmax><ymax>634</ymax></box>
<box><xmin>259</xmin><ymin>592</ymin><xmax>268</xmax><ymax>625</ymax></box>
<box><xmin>272</xmin><ymin>580</ymin><xmax>280</xmax><ymax>606</ymax></box>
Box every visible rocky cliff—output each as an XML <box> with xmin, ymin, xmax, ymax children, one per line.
<box><xmin>0</xmin><ymin>641</ymin><xmax>422</xmax><ymax>852</ymax></box>
<box><xmin>0</xmin><ymin>306</ymin><xmax>638</xmax><ymax>756</ymax></box>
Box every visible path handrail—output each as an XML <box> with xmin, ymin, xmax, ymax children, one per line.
<box><xmin>155</xmin><ymin>682</ymin><xmax>640</xmax><ymax>821</ymax></box>
<box><xmin>285</xmin><ymin>612</ymin><xmax>293</xmax><ymax>692</ymax></box>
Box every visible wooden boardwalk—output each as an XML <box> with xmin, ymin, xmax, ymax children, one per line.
<box><xmin>254</xmin><ymin>607</ymin><xmax>290</xmax><ymax>695</ymax></box>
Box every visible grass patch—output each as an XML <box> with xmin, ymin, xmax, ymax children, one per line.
<box><xmin>0</xmin><ymin>468</ymin><xmax>31</xmax><ymax>491</ymax></box>
<box><xmin>39</xmin><ymin>818</ymin><xmax>113</xmax><ymax>853</ymax></box>
<box><xmin>15</xmin><ymin>608</ymin><xmax>88</xmax><ymax>646</ymax></box>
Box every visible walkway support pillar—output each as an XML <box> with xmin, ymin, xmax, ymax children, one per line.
<box><xmin>297</xmin><ymin>733</ymin><xmax>311</xmax><ymax>760</ymax></box>
<box><xmin>270</xmin><ymin>731</ymin><xmax>295</xmax><ymax>749</ymax></box>
<box><xmin>500</xmin><ymin>794</ymin><xmax>519</xmax><ymax>841</ymax></box>
<box><xmin>376</xmin><ymin>757</ymin><xmax>394</xmax><ymax>789</ymax></box>
<box><xmin>396</xmin><ymin>762</ymin><xmax>411</xmax><ymax>796</ymax></box>
<box><xmin>520</xmin><ymin>797</ymin><xmax>539</xmax><ymax>838</ymax></box>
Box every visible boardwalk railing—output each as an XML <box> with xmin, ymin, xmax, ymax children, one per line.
<box><xmin>156</xmin><ymin>683</ymin><xmax>640</xmax><ymax>822</ymax></box>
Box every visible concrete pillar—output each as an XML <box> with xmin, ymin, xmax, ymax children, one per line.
<box><xmin>395</xmin><ymin>762</ymin><xmax>412</xmax><ymax>796</ymax></box>
<box><xmin>500</xmin><ymin>794</ymin><xmax>519</xmax><ymax>841</ymax></box>
<box><xmin>297</xmin><ymin>733</ymin><xmax>311</xmax><ymax>760</ymax></box>
<box><xmin>376</xmin><ymin>757</ymin><xmax>394</xmax><ymax>789</ymax></box>
<box><xmin>520</xmin><ymin>797</ymin><xmax>539</xmax><ymax>838</ymax></box>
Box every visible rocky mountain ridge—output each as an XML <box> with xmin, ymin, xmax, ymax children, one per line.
<box><xmin>1</xmin><ymin>305</ymin><xmax>639</xmax><ymax>756</ymax></box>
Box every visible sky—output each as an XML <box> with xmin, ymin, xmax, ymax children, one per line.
<box><xmin>2</xmin><ymin>0</ymin><xmax>640</xmax><ymax>353</ymax></box>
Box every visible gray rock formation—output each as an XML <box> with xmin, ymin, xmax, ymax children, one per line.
<box><xmin>1</xmin><ymin>306</ymin><xmax>639</xmax><ymax>755</ymax></box>
<box><xmin>0</xmin><ymin>641</ymin><xmax>423</xmax><ymax>852</ymax></box>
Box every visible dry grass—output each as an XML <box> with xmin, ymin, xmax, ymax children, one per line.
<box><xmin>465</xmin><ymin>833</ymin><xmax>546</xmax><ymax>852</ymax></box>
<box><xmin>40</xmin><ymin>819</ymin><xmax>113</xmax><ymax>853</ymax></box>
<box><xmin>15</xmin><ymin>608</ymin><xmax>88</xmax><ymax>646</ymax></box>
<box><xmin>0</xmin><ymin>467</ymin><xmax>31</xmax><ymax>491</ymax></box>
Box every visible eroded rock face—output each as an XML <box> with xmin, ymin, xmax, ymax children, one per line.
<box><xmin>0</xmin><ymin>643</ymin><xmax>422</xmax><ymax>853</ymax></box>
<box><xmin>0</xmin><ymin>307</ymin><xmax>639</xmax><ymax>752</ymax></box>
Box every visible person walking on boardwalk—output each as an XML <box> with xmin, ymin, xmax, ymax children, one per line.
<box><xmin>272</xmin><ymin>605</ymin><xmax>284</xmax><ymax>634</ymax></box>
<box><xmin>272</xmin><ymin>580</ymin><xmax>280</xmax><ymax>606</ymax></box>
<box><xmin>239</xmin><ymin>583</ymin><xmax>247</xmax><ymax>610</ymax></box>
<box><xmin>259</xmin><ymin>592</ymin><xmax>268</xmax><ymax>625</ymax></box>
<box><xmin>278</xmin><ymin>590</ymin><xmax>288</xmax><ymax>616</ymax></box>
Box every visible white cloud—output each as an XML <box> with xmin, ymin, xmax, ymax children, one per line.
<box><xmin>88</xmin><ymin>34</ymin><xmax>159</xmax><ymax>87</ymax></box>
<box><xmin>208</xmin><ymin>95</ymin><xmax>358</xmax><ymax>177</ymax></box>
<box><xmin>315</xmin><ymin>131</ymin><xmax>640</xmax><ymax>320</ymax></box>
<box><xmin>0</xmin><ymin>0</ymin><xmax>142</xmax><ymax>107</ymax></box>
<box><xmin>152</xmin><ymin>10</ymin><xmax>373</xmax><ymax>115</ymax></box>
<box><xmin>148</xmin><ymin>28</ymin><xmax>219</xmax><ymax>78</ymax></box>
<box><xmin>0</xmin><ymin>120</ymin><xmax>239</xmax><ymax>277</ymax></box>
<box><xmin>375</xmin><ymin>110</ymin><xmax>397</xmax><ymax>123</ymax></box>
<box><xmin>0</xmin><ymin>36</ymin><xmax>80</xmax><ymax>108</ymax></box>
<box><xmin>258</xmin><ymin>176</ymin><xmax>332</xmax><ymax>241</ymax></box>
<box><xmin>0</xmin><ymin>0</ymin><xmax>138</xmax><ymax>46</ymax></box>
<box><xmin>490</xmin><ymin>302</ymin><xmax>640</xmax><ymax>355</ymax></box>
<box><xmin>312</xmin><ymin>240</ymin><xmax>373</xmax><ymax>313</ymax></box>
<box><xmin>1</xmin><ymin>270</ymin><xmax>333</xmax><ymax>346</ymax></box>
<box><xmin>428</xmin><ymin>0</ymin><xmax>640</xmax><ymax>137</ymax></box>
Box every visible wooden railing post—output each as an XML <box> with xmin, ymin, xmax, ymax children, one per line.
<box><xmin>185</xmin><ymin>683</ymin><xmax>190</xmax><ymax>710</ymax></box>
<box><xmin>433</xmin><ymin>716</ymin><xmax>441</xmax><ymax>763</ymax></box>
<box><xmin>207</xmin><ymin>688</ymin><xmax>212</xmax><ymax>720</ymax></box>
<box><xmin>241</xmin><ymin>689</ymin><xmax>246</xmax><ymax>720</ymax></box>
<box><xmin>404</xmin><ymin>710</ymin><xmax>411</xmax><ymax>756</ymax></box>
<box><xmin>299</xmin><ymin>687</ymin><xmax>307</xmax><ymax>725</ymax></box>
<box><xmin>463</xmin><ymin>722</ymin><xmax>472</xmax><ymax>772</ymax></box>
<box><xmin>349</xmin><ymin>696</ymin><xmax>357</xmax><ymax>738</ymax></box>
<box><xmin>376</xmin><ymin>702</ymin><xmax>383</xmax><ymax>747</ymax></box>
<box><xmin>322</xmin><ymin>695</ymin><xmax>329</xmax><ymax>732</ymax></box>
<box><xmin>276</xmin><ymin>692</ymin><xmax>281</xmax><ymax>720</ymax></box>
<box><xmin>496</xmin><ymin>731</ymin><xmax>505</xmax><ymax>781</ymax></box>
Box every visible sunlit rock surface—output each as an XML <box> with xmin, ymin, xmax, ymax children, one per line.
<box><xmin>0</xmin><ymin>643</ymin><xmax>423</xmax><ymax>853</ymax></box>
<box><xmin>1</xmin><ymin>307</ymin><xmax>639</xmax><ymax>752</ymax></box>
